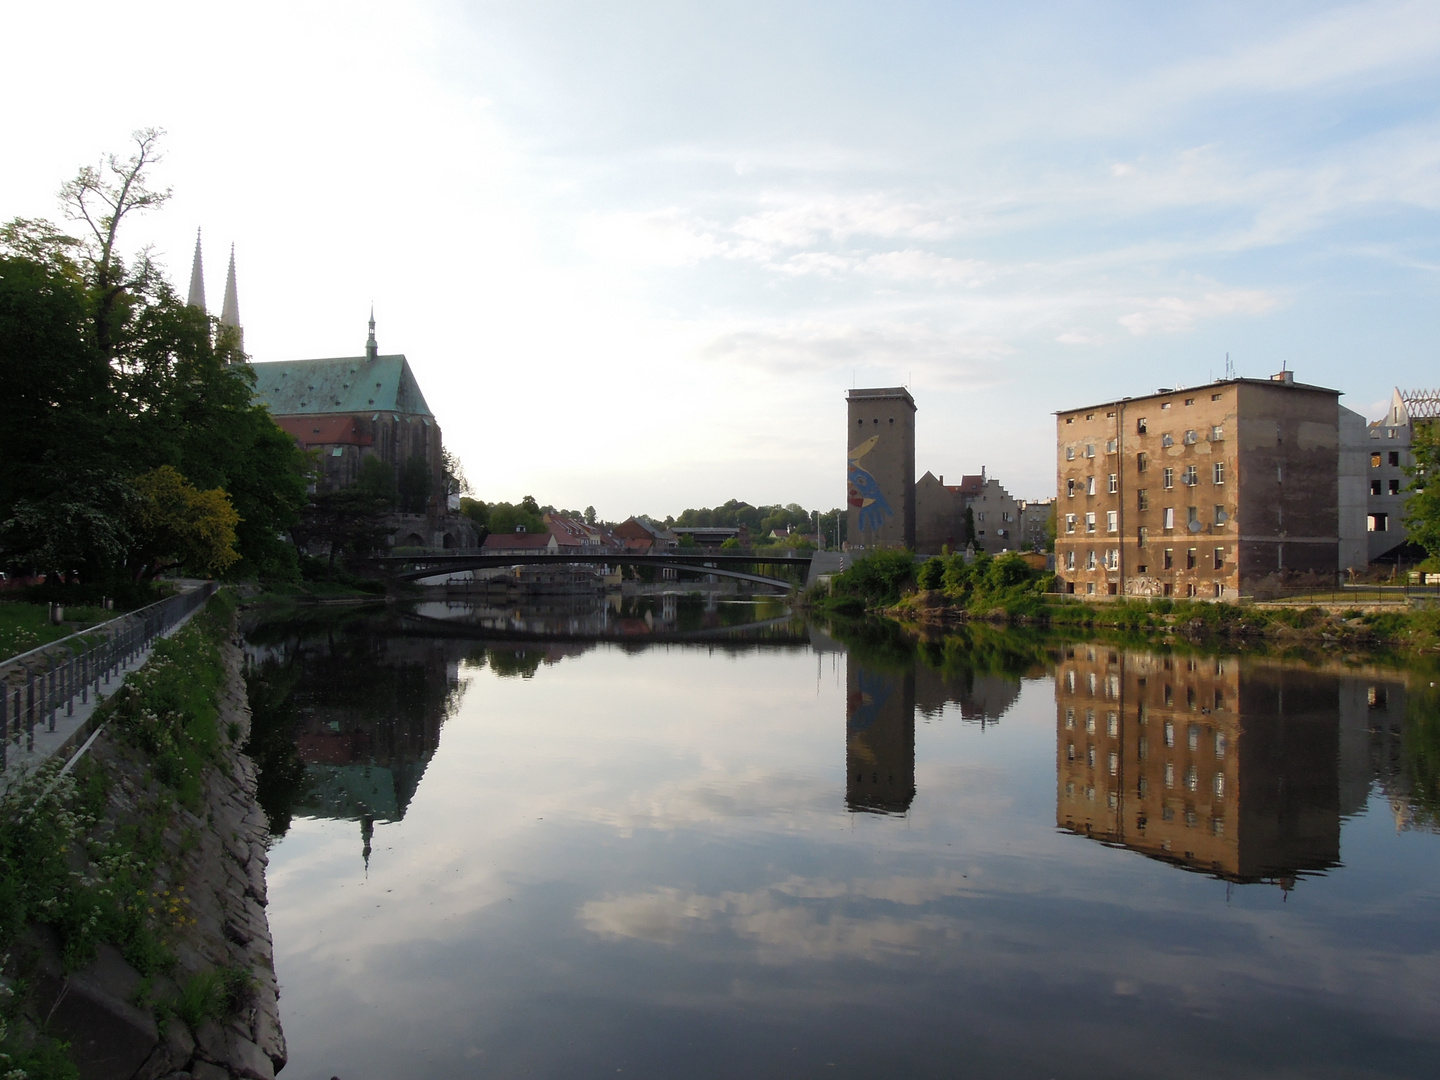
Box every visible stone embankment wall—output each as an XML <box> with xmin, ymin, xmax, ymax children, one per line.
<box><xmin>35</xmin><ymin>629</ymin><xmax>286</xmax><ymax>1080</ymax></box>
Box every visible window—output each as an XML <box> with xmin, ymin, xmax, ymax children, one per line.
<box><xmin>1214</xmin><ymin>547</ymin><xmax>1224</xmax><ymax>569</ymax></box>
<box><xmin>1164</xmin><ymin>548</ymin><xmax>1174</xmax><ymax>569</ymax></box>
<box><xmin>1137</xmin><ymin>527</ymin><xmax>1148</xmax><ymax>547</ymax></box>
<box><xmin>1188</xmin><ymin>724</ymin><xmax>1200</xmax><ymax>751</ymax></box>
<box><xmin>1086</xmin><ymin>549</ymin><xmax>1097</xmax><ymax>569</ymax></box>
<box><xmin>1368</xmin><ymin>513</ymin><xmax>1389</xmax><ymax>532</ymax></box>
<box><xmin>1186</xmin><ymin>548</ymin><xmax>1197</xmax><ymax>570</ymax></box>
<box><xmin>1163</xmin><ymin>507</ymin><xmax>1175</xmax><ymax>530</ymax></box>
<box><xmin>1066</xmin><ymin>550</ymin><xmax>1076</xmax><ymax>569</ymax></box>
<box><xmin>1212</xmin><ymin>462</ymin><xmax>1225</xmax><ymax>485</ymax></box>
<box><xmin>1065</xmin><ymin>514</ymin><xmax>1077</xmax><ymax>533</ymax></box>
<box><xmin>1066</xmin><ymin>446</ymin><xmax>1075</xmax><ymax>461</ymax></box>
<box><xmin>1188</xmin><ymin>506</ymin><xmax>1200</xmax><ymax>529</ymax></box>
<box><xmin>1109</xmin><ymin>548</ymin><xmax>1121</xmax><ymax>569</ymax></box>
<box><xmin>1388</xmin><ymin>427</ymin><xmax>1398</xmax><ymax>439</ymax></box>
<box><xmin>1086</xmin><ymin>582</ymin><xmax>1096</xmax><ymax>594</ymax></box>
<box><xmin>1214</xmin><ymin>504</ymin><xmax>1227</xmax><ymax>524</ymax></box>
<box><xmin>1390</xmin><ymin>451</ymin><xmax>1401</xmax><ymax>466</ymax></box>
<box><xmin>1108</xmin><ymin>473</ymin><xmax>1118</xmax><ymax>493</ymax></box>
<box><xmin>1162</xmin><ymin>433</ymin><xmax>1175</xmax><ymax>447</ymax></box>
<box><xmin>1182</xmin><ymin>465</ymin><xmax>1198</xmax><ymax>486</ymax></box>
<box><xmin>1066</xmin><ymin>416</ymin><xmax>1074</xmax><ymax>424</ymax></box>
<box><xmin>1371</xmin><ymin>452</ymin><xmax>1382</xmax><ymax>468</ymax></box>
<box><xmin>1161</xmin><ymin>402</ymin><xmax>1172</xmax><ymax>410</ymax></box>
<box><xmin>1086</xmin><ymin>413</ymin><xmax>1095</xmax><ymax>420</ymax></box>
<box><xmin>1106</xmin><ymin>438</ymin><xmax>1118</xmax><ymax>454</ymax></box>
<box><xmin>1183</xmin><ymin>429</ymin><xmax>1197</xmax><ymax>445</ymax></box>
<box><xmin>1137</xmin><ymin>489</ymin><xmax>1149</xmax><ymax>511</ymax></box>
<box><xmin>1211</xmin><ymin>393</ymin><xmax>1222</xmax><ymax>401</ymax></box>
<box><xmin>1067</xmin><ymin>478</ymin><xmax>1076</xmax><ymax>498</ymax></box>
<box><xmin>977</xmin><ymin>511</ymin><xmax>986</xmax><ymax>522</ymax></box>
<box><xmin>1136</xmin><ymin>417</ymin><xmax>1148</xmax><ymax>434</ymax></box>
<box><xmin>1087</xmin><ymin>476</ymin><xmax>1097</xmax><ymax>496</ymax></box>
<box><xmin>1371</xmin><ymin>479</ymin><xmax>1382</xmax><ymax>495</ymax></box>
<box><xmin>1107</xmin><ymin>510</ymin><xmax>1118</xmax><ymax>533</ymax></box>
<box><xmin>1106</xmin><ymin>410</ymin><xmax>1116</xmax><ymax>418</ymax></box>
<box><xmin>1210</xmin><ymin>425</ymin><xmax>1224</xmax><ymax>440</ymax></box>
<box><xmin>1163</xmin><ymin>467</ymin><xmax>1174</xmax><ymax>489</ymax></box>
<box><xmin>1389</xmin><ymin>479</ymin><xmax>1401</xmax><ymax>495</ymax></box>
<box><xmin>1137</xmin><ymin>452</ymin><xmax>1148</xmax><ymax>472</ymax></box>
<box><xmin>1085</xmin><ymin>512</ymin><xmax>1096</xmax><ymax>533</ymax></box>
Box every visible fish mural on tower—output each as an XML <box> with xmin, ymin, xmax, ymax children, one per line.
<box><xmin>848</xmin><ymin>434</ymin><xmax>893</xmax><ymax>535</ymax></box>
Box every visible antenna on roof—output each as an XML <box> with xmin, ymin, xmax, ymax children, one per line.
<box><xmin>1224</xmin><ymin>352</ymin><xmax>1234</xmax><ymax>380</ymax></box>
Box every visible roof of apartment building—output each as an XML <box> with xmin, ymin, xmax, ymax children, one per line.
<box><xmin>1054</xmin><ymin>374</ymin><xmax>1341</xmax><ymax>417</ymax></box>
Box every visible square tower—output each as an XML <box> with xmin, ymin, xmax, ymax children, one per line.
<box><xmin>846</xmin><ymin>387</ymin><xmax>916</xmax><ymax>549</ymax></box>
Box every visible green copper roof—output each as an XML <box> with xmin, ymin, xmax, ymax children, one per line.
<box><xmin>248</xmin><ymin>355</ymin><xmax>434</xmax><ymax>417</ymax></box>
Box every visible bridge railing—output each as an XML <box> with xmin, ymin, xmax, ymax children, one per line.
<box><xmin>0</xmin><ymin>582</ymin><xmax>217</xmax><ymax>770</ymax></box>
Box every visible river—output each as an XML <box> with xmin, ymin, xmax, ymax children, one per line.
<box><xmin>242</xmin><ymin>596</ymin><xmax>1440</xmax><ymax>1079</ymax></box>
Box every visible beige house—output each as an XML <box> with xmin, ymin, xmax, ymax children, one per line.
<box><xmin>1055</xmin><ymin>371</ymin><xmax>1346</xmax><ymax>600</ymax></box>
<box><xmin>914</xmin><ymin>469</ymin><xmax>1022</xmax><ymax>554</ymax></box>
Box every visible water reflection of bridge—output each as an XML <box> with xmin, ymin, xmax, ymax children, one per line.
<box><xmin>358</xmin><ymin>549</ymin><xmax>834</xmax><ymax>592</ymax></box>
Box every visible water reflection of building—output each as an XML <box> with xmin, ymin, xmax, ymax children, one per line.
<box><xmin>248</xmin><ymin>629</ymin><xmax>465</xmax><ymax>865</ymax></box>
<box><xmin>1054</xmin><ymin>646</ymin><xmax>1343</xmax><ymax>885</ymax></box>
<box><xmin>915</xmin><ymin>668</ymin><xmax>1022</xmax><ymax>727</ymax></box>
<box><xmin>846</xmin><ymin>657</ymin><xmax>915</xmax><ymax>814</ymax></box>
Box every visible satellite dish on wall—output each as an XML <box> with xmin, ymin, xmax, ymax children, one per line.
<box><xmin>1188</xmin><ymin>520</ymin><xmax>1204</xmax><ymax>533</ymax></box>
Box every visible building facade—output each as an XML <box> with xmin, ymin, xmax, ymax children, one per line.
<box><xmin>914</xmin><ymin>469</ymin><xmax>1022</xmax><ymax>554</ymax></box>
<box><xmin>1055</xmin><ymin>372</ymin><xmax>1345</xmax><ymax>600</ymax></box>
<box><xmin>1363</xmin><ymin>388</ymin><xmax>1440</xmax><ymax>564</ymax></box>
<box><xmin>846</xmin><ymin>387</ymin><xmax>916</xmax><ymax>550</ymax></box>
<box><xmin>1018</xmin><ymin>499</ymin><xmax>1054</xmax><ymax>553</ymax></box>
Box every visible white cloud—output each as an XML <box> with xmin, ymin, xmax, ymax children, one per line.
<box><xmin>1118</xmin><ymin>289</ymin><xmax>1281</xmax><ymax>336</ymax></box>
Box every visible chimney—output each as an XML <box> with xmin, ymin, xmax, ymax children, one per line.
<box><xmin>1270</xmin><ymin>370</ymin><xmax>1294</xmax><ymax>385</ymax></box>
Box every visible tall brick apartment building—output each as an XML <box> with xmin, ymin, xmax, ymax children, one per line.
<box><xmin>1055</xmin><ymin>371</ymin><xmax>1348</xmax><ymax>600</ymax></box>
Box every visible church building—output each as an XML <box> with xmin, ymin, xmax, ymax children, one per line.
<box><xmin>187</xmin><ymin>233</ymin><xmax>475</xmax><ymax>549</ymax></box>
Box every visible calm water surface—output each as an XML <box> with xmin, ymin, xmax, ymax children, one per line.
<box><xmin>243</xmin><ymin>598</ymin><xmax>1440</xmax><ymax>1079</ymax></box>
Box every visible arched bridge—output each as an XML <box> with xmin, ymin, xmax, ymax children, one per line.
<box><xmin>357</xmin><ymin>549</ymin><xmax>842</xmax><ymax>591</ymax></box>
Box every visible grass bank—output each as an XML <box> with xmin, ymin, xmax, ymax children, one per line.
<box><xmin>807</xmin><ymin>550</ymin><xmax>1440</xmax><ymax>656</ymax></box>
<box><xmin>0</xmin><ymin>591</ymin><xmax>250</xmax><ymax>1078</ymax></box>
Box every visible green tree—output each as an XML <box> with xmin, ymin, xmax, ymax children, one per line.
<box><xmin>59</xmin><ymin>128</ymin><xmax>170</xmax><ymax>359</ymax></box>
<box><xmin>357</xmin><ymin>456</ymin><xmax>399</xmax><ymax>506</ymax></box>
<box><xmin>2</xmin><ymin>134</ymin><xmax>310</xmax><ymax>585</ymax></box>
<box><xmin>128</xmin><ymin>465</ymin><xmax>241</xmax><ymax>579</ymax></box>
<box><xmin>1406</xmin><ymin>421</ymin><xmax>1440</xmax><ymax>558</ymax></box>
<box><xmin>293</xmin><ymin>489</ymin><xmax>392</xmax><ymax>569</ymax></box>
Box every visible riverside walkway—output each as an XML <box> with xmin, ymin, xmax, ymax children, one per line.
<box><xmin>0</xmin><ymin>582</ymin><xmax>216</xmax><ymax>794</ymax></box>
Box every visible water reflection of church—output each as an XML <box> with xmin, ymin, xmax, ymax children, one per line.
<box><xmin>1054</xmin><ymin>646</ymin><xmax>1413</xmax><ymax>886</ymax></box>
<box><xmin>246</xmin><ymin>630</ymin><xmax>466</xmax><ymax>864</ymax></box>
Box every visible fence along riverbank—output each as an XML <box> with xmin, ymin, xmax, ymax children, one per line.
<box><xmin>0</xmin><ymin>582</ymin><xmax>217</xmax><ymax>791</ymax></box>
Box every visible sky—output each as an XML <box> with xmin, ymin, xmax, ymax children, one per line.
<box><xmin>3</xmin><ymin>1</ymin><xmax>1438</xmax><ymax>517</ymax></box>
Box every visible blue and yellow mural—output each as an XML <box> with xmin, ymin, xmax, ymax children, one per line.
<box><xmin>847</xmin><ymin>434</ymin><xmax>893</xmax><ymax>535</ymax></box>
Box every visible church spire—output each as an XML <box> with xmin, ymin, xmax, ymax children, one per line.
<box><xmin>366</xmin><ymin>305</ymin><xmax>378</xmax><ymax>361</ymax></box>
<box><xmin>187</xmin><ymin>228</ymin><xmax>206</xmax><ymax>313</ymax></box>
<box><xmin>219</xmin><ymin>244</ymin><xmax>243</xmax><ymax>360</ymax></box>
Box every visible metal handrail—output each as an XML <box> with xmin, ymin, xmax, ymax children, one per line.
<box><xmin>0</xmin><ymin>583</ymin><xmax>218</xmax><ymax>769</ymax></box>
